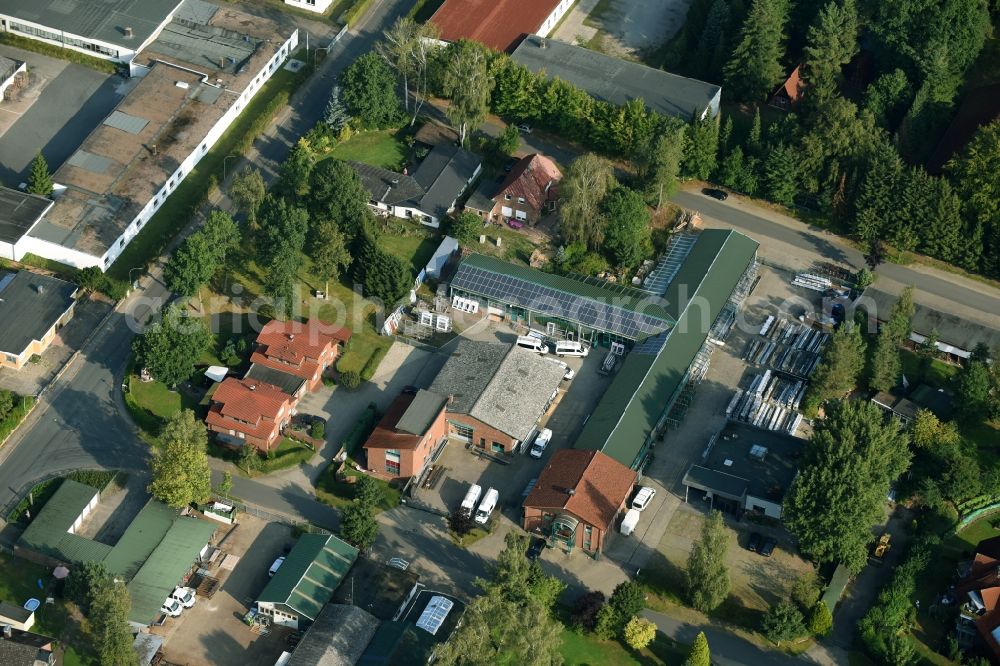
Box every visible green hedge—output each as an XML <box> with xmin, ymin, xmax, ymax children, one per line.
<box><xmin>342</xmin><ymin>403</ymin><xmax>379</xmax><ymax>457</ymax></box>
<box><xmin>0</xmin><ymin>33</ymin><xmax>118</xmax><ymax>74</ymax></box>
<box><xmin>0</xmin><ymin>395</ymin><xmax>36</xmax><ymax>446</ymax></box>
<box><xmin>340</xmin><ymin>0</ymin><xmax>376</xmax><ymax>25</ymax></box>
<box><xmin>360</xmin><ymin>346</ymin><xmax>387</xmax><ymax>381</ymax></box>
<box><xmin>257</xmin><ymin>439</ymin><xmax>314</xmax><ymax>473</ymax></box>
<box><xmin>6</xmin><ymin>470</ymin><xmax>118</xmax><ymax>524</ymax></box>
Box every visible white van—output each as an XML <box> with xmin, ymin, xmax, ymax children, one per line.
<box><xmin>620</xmin><ymin>509</ymin><xmax>641</xmax><ymax>536</ymax></box>
<box><xmin>474</xmin><ymin>488</ymin><xmax>499</xmax><ymax>524</ymax></box>
<box><xmin>461</xmin><ymin>484</ymin><xmax>483</xmax><ymax>514</ymax></box>
<box><xmin>555</xmin><ymin>340</ymin><xmax>589</xmax><ymax>357</ymax></box>
<box><xmin>516</xmin><ymin>335</ymin><xmax>549</xmax><ymax>354</ymax></box>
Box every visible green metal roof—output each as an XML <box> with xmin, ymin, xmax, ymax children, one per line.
<box><xmin>257</xmin><ymin>534</ymin><xmax>358</xmax><ymax>622</ymax></box>
<box><xmin>103</xmin><ymin>500</ymin><xmax>177</xmax><ymax>579</ymax></box>
<box><xmin>17</xmin><ymin>480</ymin><xmax>113</xmax><ymax>564</ymax></box>
<box><xmin>460</xmin><ymin>253</ymin><xmax>675</xmax><ymax>323</ymax></box>
<box><xmin>127</xmin><ymin>516</ymin><xmax>217</xmax><ymax>625</ymax></box>
<box><xmin>575</xmin><ymin>230</ymin><xmax>758</xmax><ymax>468</ymax></box>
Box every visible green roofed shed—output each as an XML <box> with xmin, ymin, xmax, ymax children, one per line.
<box><xmin>257</xmin><ymin>534</ymin><xmax>358</xmax><ymax>627</ymax></box>
<box><xmin>574</xmin><ymin>230</ymin><xmax>758</xmax><ymax>468</ymax></box>
<box><xmin>17</xmin><ymin>480</ymin><xmax>113</xmax><ymax>564</ymax></box>
<box><xmin>103</xmin><ymin>500</ymin><xmax>176</xmax><ymax>579</ymax></box>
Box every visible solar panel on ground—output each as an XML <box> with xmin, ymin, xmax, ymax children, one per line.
<box><xmin>103</xmin><ymin>111</ymin><xmax>150</xmax><ymax>135</ymax></box>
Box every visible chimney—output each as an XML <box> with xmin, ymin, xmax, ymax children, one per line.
<box><xmin>34</xmin><ymin>284</ymin><xmax>44</xmax><ymax>294</ymax></box>
<box><xmin>566</xmin><ymin>488</ymin><xmax>575</xmax><ymax>495</ymax></box>
<box><xmin>151</xmin><ymin>144</ymin><xmax>158</xmax><ymax>156</ymax></box>
<box><xmin>124</xmin><ymin>26</ymin><xmax>134</xmax><ymax>39</ymax></box>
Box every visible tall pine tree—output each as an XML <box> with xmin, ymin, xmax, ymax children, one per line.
<box><xmin>800</xmin><ymin>0</ymin><xmax>858</xmax><ymax>107</ymax></box>
<box><xmin>724</xmin><ymin>0</ymin><xmax>789</xmax><ymax>101</ymax></box>
<box><xmin>26</xmin><ymin>152</ymin><xmax>54</xmax><ymax>197</ymax></box>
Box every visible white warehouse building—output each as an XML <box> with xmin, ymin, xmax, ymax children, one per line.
<box><xmin>1</xmin><ymin>0</ymin><xmax>299</xmax><ymax>271</ymax></box>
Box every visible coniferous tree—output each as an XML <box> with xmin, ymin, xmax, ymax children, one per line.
<box><xmin>694</xmin><ymin>0</ymin><xmax>732</xmax><ymax>82</ymax></box>
<box><xmin>724</xmin><ymin>0</ymin><xmax>789</xmax><ymax>101</ymax></box>
<box><xmin>682</xmin><ymin>113</ymin><xmax>719</xmax><ymax>180</ymax></box>
<box><xmin>761</xmin><ymin>141</ymin><xmax>799</xmax><ymax>205</ymax></box>
<box><xmin>685</xmin><ymin>631</ymin><xmax>711</xmax><ymax>666</ymax></box>
<box><xmin>802</xmin><ymin>322</ymin><xmax>865</xmax><ymax>413</ymax></box>
<box><xmin>26</xmin><ymin>152</ymin><xmax>54</xmax><ymax>197</ymax></box>
<box><xmin>800</xmin><ymin>0</ymin><xmax>858</xmax><ymax>107</ymax></box>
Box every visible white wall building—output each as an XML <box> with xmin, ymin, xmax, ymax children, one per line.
<box><xmin>284</xmin><ymin>0</ymin><xmax>334</xmax><ymax>14</ymax></box>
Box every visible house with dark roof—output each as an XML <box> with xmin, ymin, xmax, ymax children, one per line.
<box><xmin>364</xmin><ymin>389</ymin><xmax>448</xmax><ymax>481</ymax></box>
<box><xmin>0</xmin><ymin>627</ymin><xmax>54</xmax><ymax>666</ymax></box>
<box><xmin>351</xmin><ymin>144</ymin><xmax>481</xmax><ymax>228</ymax></box>
<box><xmin>0</xmin><ymin>602</ymin><xmax>34</xmax><ymax>632</ymax></box>
<box><xmin>0</xmin><ymin>187</ymin><xmax>51</xmax><ymax>262</ymax></box>
<box><xmin>681</xmin><ymin>425</ymin><xmax>801</xmax><ymax>519</ymax></box>
<box><xmin>430</xmin><ymin>0</ymin><xmax>576</xmax><ymax>52</ymax></box>
<box><xmin>428</xmin><ymin>340</ymin><xmax>565</xmax><ymax>453</ymax></box>
<box><xmin>523</xmin><ymin>449</ymin><xmax>637</xmax><ymax>555</ymax></box>
<box><xmin>511</xmin><ymin>35</ymin><xmax>721</xmax><ymax>120</ymax></box>
<box><xmin>467</xmin><ymin>153</ymin><xmax>561</xmax><ymax>226</ymax></box>
<box><xmin>205</xmin><ymin>377</ymin><xmax>294</xmax><ymax>452</ymax></box>
<box><xmin>256</xmin><ymin>533</ymin><xmax>358</xmax><ymax>630</ymax></box>
<box><xmin>0</xmin><ymin>271</ymin><xmax>78</xmax><ymax>370</ymax></box>
<box><xmin>286</xmin><ymin>603</ymin><xmax>379</xmax><ymax>665</ymax></box>
<box><xmin>249</xmin><ymin>318</ymin><xmax>351</xmax><ymax>394</ymax></box>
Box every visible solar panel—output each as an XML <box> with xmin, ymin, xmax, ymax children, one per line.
<box><xmin>416</xmin><ymin>595</ymin><xmax>454</xmax><ymax>635</ymax></box>
<box><xmin>452</xmin><ymin>264</ymin><xmax>672</xmax><ymax>340</ymax></box>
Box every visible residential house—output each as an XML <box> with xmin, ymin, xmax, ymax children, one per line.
<box><xmin>769</xmin><ymin>66</ymin><xmax>804</xmax><ymax>110</ymax></box>
<box><xmin>510</xmin><ymin>35</ymin><xmax>721</xmax><ymax>120</ymax></box>
<box><xmin>681</xmin><ymin>425</ymin><xmax>801</xmax><ymax>519</ymax></box>
<box><xmin>205</xmin><ymin>378</ymin><xmax>294</xmax><ymax>452</ymax></box>
<box><xmin>428</xmin><ymin>340</ymin><xmax>565</xmax><ymax>453</ymax></box>
<box><xmin>0</xmin><ymin>271</ymin><xmax>78</xmax><ymax>370</ymax></box>
<box><xmin>523</xmin><ymin>449</ymin><xmax>636</xmax><ymax>556</ymax></box>
<box><xmin>363</xmin><ymin>389</ymin><xmax>448</xmax><ymax>481</ymax></box>
<box><xmin>430</xmin><ymin>0</ymin><xmax>576</xmax><ymax>53</ymax></box>
<box><xmin>475</xmin><ymin>153</ymin><xmax>561</xmax><ymax>226</ymax></box>
<box><xmin>256</xmin><ymin>534</ymin><xmax>358</xmax><ymax>630</ymax></box>
<box><xmin>351</xmin><ymin>143</ymin><xmax>481</xmax><ymax>228</ymax></box>
<box><xmin>249</xmin><ymin>319</ymin><xmax>351</xmax><ymax>394</ymax></box>
<box><xmin>956</xmin><ymin>536</ymin><xmax>1000</xmax><ymax>660</ymax></box>
<box><xmin>0</xmin><ymin>627</ymin><xmax>54</xmax><ymax>666</ymax></box>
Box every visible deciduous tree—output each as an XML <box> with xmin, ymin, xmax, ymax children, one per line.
<box><xmin>446</xmin><ymin>211</ymin><xmax>483</xmax><ymax>245</ymax></box>
<box><xmin>339</xmin><ymin>500</ymin><xmax>378</xmax><ymax>550</ymax></box>
<box><xmin>761</xmin><ymin>600</ymin><xmax>806</xmax><ymax>644</ymax></box>
<box><xmin>310</xmin><ymin>220</ymin><xmax>351</xmax><ymax>295</ymax></box>
<box><xmin>277</xmin><ymin>138</ymin><xmax>315</xmax><ymax>198</ymax></box>
<box><xmin>956</xmin><ymin>360</ymin><xmax>994</xmax><ymax>423</ymax></box>
<box><xmin>686</xmin><ymin>510</ymin><xmax>730</xmax><ymax>612</ymax></box>
<box><xmin>230</xmin><ymin>167</ymin><xmax>266</xmax><ymax>229</ymax></box>
<box><xmin>601</xmin><ymin>187</ymin><xmax>652</xmax><ymax>270</ymax></box>
<box><xmin>638</xmin><ymin>124</ymin><xmax>686</xmax><ymax>207</ymax></box>
<box><xmin>801</xmin><ymin>322</ymin><xmax>865</xmax><ymax>413</ymax></box>
<box><xmin>497</xmin><ymin>123</ymin><xmax>520</xmax><ymax>156</ymax></box>
<box><xmin>307</xmin><ymin>159</ymin><xmax>371</xmax><ymax>241</ymax></box>
<box><xmin>132</xmin><ymin>305</ymin><xmax>213</xmax><ymax>387</ymax></box>
<box><xmin>149</xmin><ymin>409</ymin><xmax>212</xmax><ymax>508</ymax></box>
<box><xmin>559</xmin><ymin>154</ymin><xmax>616</xmax><ymax>249</ymax></box>
<box><xmin>342</xmin><ymin>52</ymin><xmax>403</xmax><ymax>129</ymax></box>
<box><xmin>784</xmin><ymin>400</ymin><xmax>911</xmax><ymax>572</ymax></box>
<box><xmin>623</xmin><ymin>616</ymin><xmax>657</xmax><ymax>650</ymax></box>
<box><xmin>441</xmin><ymin>40</ymin><xmax>495</xmax><ymax>145</ymax></box>
<box><xmin>89</xmin><ymin>578</ymin><xmax>138</xmax><ymax>666</ymax></box>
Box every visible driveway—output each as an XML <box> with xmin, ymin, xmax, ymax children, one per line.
<box><xmin>0</xmin><ymin>44</ymin><xmax>130</xmax><ymax>185</ymax></box>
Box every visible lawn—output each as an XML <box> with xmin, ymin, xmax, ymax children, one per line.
<box><xmin>559</xmin><ymin>627</ymin><xmax>687</xmax><ymax>665</ymax></box>
<box><xmin>0</xmin><ymin>553</ymin><xmax>69</xmax><ymax>638</ymax></box>
<box><xmin>899</xmin><ymin>350</ymin><xmax>961</xmax><ymax>390</ymax></box>
<box><xmin>124</xmin><ymin>368</ymin><xmax>202</xmax><ymax>443</ymax></box>
<box><xmin>315</xmin><ymin>461</ymin><xmax>400</xmax><ymax>512</ymax></box>
<box><xmin>106</xmin><ymin>54</ymin><xmax>313</xmax><ymax>280</ymax></box>
<box><xmin>328</xmin><ymin>129</ymin><xmax>407</xmax><ymax>170</ymax></box>
<box><xmin>377</xmin><ymin>225</ymin><xmax>440</xmax><ymax>274</ymax></box>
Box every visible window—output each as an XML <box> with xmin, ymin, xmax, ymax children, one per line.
<box><xmin>119</xmin><ymin>238</ymin><xmax>125</xmax><ymax>248</ymax></box>
<box><xmin>517</xmin><ymin>196</ymin><xmax>525</xmax><ymax>204</ymax></box>
<box><xmin>479</xmin><ymin>437</ymin><xmax>486</xmax><ymax>448</ymax></box>
<box><xmin>504</xmin><ymin>194</ymin><xmax>512</xmax><ymax>200</ymax></box>
<box><xmin>5</xmin><ymin>354</ymin><xmax>17</xmax><ymax>364</ymax></box>
<box><xmin>491</xmin><ymin>441</ymin><xmax>504</xmax><ymax>453</ymax></box>
<box><xmin>385</xmin><ymin>449</ymin><xmax>401</xmax><ymax>476</ymax></box>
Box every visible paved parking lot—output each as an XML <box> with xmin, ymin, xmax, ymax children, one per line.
<box><xmin>157</xmin><ymin>515</ymin><xmax>295</xmax><ymax>666</ymax></box>
<box><xmin>0</xmin><ymin>44</ymin><xmax>131</xmax><ymax>185</ymax></box>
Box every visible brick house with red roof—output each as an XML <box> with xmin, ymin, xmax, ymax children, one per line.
<box><xmin>955</xmin><ymin>536</ymin><xmax>1000</xmax><ymax>661</ymax></box>
<box><xmin>523</xmin><ymin>449</ymin><xmax>637</xmax><ymax>555</ymax></box>
<box><xmin>363</xmin><ymin>389</ymin><xmax>448</xmax><ymax>481</ymax></box>
<box><xmin>480</xmin><ymin>153</ymin><xmax>561</xmax><ymax>226</ymax></box>
<box><xmin>249</xmin><ymin>319</ymin><xmax>351</xmax><ymax>394</ymax></box>
<box><xmin>206</xmin><ymin>377</ymin><xmax>294</xmax><ymax>452</ymax></box>
<box><xmin>430</xmin><ymin>0</ymin><xmax>576</xmax><ymax>53</ymax></box>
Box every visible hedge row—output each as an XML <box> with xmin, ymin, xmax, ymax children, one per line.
<box><xmin>7</xmin><ymin>470</ymin><xmax>118</xmax><ymax>524</ymax></box>
<box><xmin>360</xmin><ymin>346</ymin><xmax>388</xmax><ymax>381</ymax></box>
<box><xmin>0</xmin><ymin>395</ymin><xmax>36</xmax><ymax>447</ymax></box>
<box><xmin>342</xmin><ymin>403</ymin><xmax>380</xmax><ymax>458</ymax></box>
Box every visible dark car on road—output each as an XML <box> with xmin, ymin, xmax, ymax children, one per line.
<box><xmin>759</xmin><ymin>537</ymin><xmax>777</xmax><ymax>557</ymax></box>
<box><xmin>702</xmin><ymin>188</ymin><xmax>729</xmax><ymax>201</ymax></box>
<box><xmin>527</xmin><ymin>537</ymin><xmax>546</xmax><ymax>560</ymax></box>
<box><xmin>747</xmin><ymin>532</ymin><xmax>762</xmax><ymax>552</ymax></box>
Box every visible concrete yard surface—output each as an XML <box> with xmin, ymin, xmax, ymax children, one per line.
<box><xmin>552</xmin><ymin>0</ymin><xmax>692</xmax><ymax>59</ymax></box>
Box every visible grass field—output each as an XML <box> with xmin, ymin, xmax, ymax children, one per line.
<box><xmin>315</xmin><ymin>462</ymin><xmax>400</xmax><ymax>512</ymax></box>
<box><xmin>559</xmin><ymin>627</ymin><xmax>686</xmax><ymax>665</ymax></box>
<box><xmin>328</xmin><ymin>129</ymin><xmax>407</xmax><ymax>170</ymax></box>
<box><xmin>0</xmin><ymin>553</ymin><xmax>69</xmax><ymax>637</ymax></box>
<box><xmin>899</xmin><ymin>350</ymin><xmax>961</xmax><ymax>390</ymax></box>
<box><xmin>377</xmin><ymin>224</ymin><xmax>439</xmax><ymax>274</ymax></box>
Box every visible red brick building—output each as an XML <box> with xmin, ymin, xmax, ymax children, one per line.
<box><xmin>477</xmin><ymin>153</ymin><xmax>561</xmax><ymax>226</ymax></box>
<box><xmin>523</xmin><ymin>449</ymin><xmax>636</xmax><ymax>556</ymax></box>
<box><xmin>363</xmin><ymin>389</ymin><xmax>448</xmax><ymax>481</ymax></box>
<box><xmin>956</xmin><ymin>536</ymin><xmax>1000</xmax><ymax>660</ymax></box>
<box><xmin>206</xmin><ymin>377</ymin><xmax>294</xmax><ymax>452</ymax></box>
<box><xmin>249</xmin><ymin>319</ymin><xmax>351</xmax><ymax>393</ymax></box>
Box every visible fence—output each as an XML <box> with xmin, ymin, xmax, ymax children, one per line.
<box><xmin>210</xmin><ymin>493</ymin><xmax>330</xmax><ymax>534</ymax></box>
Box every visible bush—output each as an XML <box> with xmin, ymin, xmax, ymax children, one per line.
<box><xmin>570</xmin><ymin>591</ymin><xmax>606</xmax><ymax>632</ymax></box>
<box><xmin>808</xmin><ymin>602</ymin><xmax>833</xmax><ymax>637</ymax></box>
<box><xmin>360</xmin><ymin>347</ymin><xmax>387</xmax><ymax>381</ymax></box>
<box><xmin>449</xmin><ymin>508</ymin><xmax>475</xmax><ymax>537</ymax></box>
<box><xmin>623</xmin><ymin>616</ymin><xmax>657</xmax><ymax>650</ymax></box>
<box><xmin>341</xmin><ymin>404</ymin><xmax>379</xmax><ymax>457</ymax></box>
<box><xmin>339</xmin><ymin>370</ymin><xmax>362</xmax><ymax>390</ymax></box>
<box><xmin>609</xmin><ymin>581</ymin><xmax>646</xmax><ymax>624</ymax></box>
<box><xmin>761</xmin><ymin>601</ymin><xmax>806</xmax><ymax>644</ymax></box>
<box><xmin>310</xmin><ymin>420</ymin><xmax>326</xmax><ymax>440</ymax></box>
<box><xmin>593</xmin><ymin>605</ymin><xmax>619</xmax><ymax>640</ymax></box>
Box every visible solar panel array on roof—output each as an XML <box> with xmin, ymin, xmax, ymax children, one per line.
<box><xmin>103</xmin><ymin>111</ymin><xmax>150</xmax><ymax>135</ymax></box>
<box><xmin>415</xmin><ymin>596</ymin><xmax>454</xmax><ymax>635</ymax></box>
<box><xmin>66</xmin><ymin>150</ymin><xmax>114</xmax><ymax>174</ymax></box>
<box><xmin>452</xmin><ymin>263</ymin><xmax>672</xmax><ymax>340</ymax></box>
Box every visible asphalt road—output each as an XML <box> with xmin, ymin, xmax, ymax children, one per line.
<box><xmin>0</xmin><ymin>0</ymin><xmax>414</xmax><ymax>520</ymax></box>
<box><xmin>673</xmin><ymin>190</ymin><xmax>1000</xmax><ymax>317</ymax></box>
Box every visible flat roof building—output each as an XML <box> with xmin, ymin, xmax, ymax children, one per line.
<box><xmin>0</xmin><ymin>187</ymin><xmax>52</xmax><ymax>261</ymax></box>
<box><xmin>430</xmin><ymin>0</ymin><xmax>576</xmax><ymax>52</ymax></box>
<box><xmin>0</xmin><ymin>271</ymin><xmax>78</xmax><ymax>371</ymax></box>
<box><xmin>511</xmin><ymin>35</ymin><xmax>722</xmax><ymax>120</ymax></box>
<box><xmin>0</xmin><ymin>0</ymin><xmax>184</xmax><ymax>62</ymax></box>
<box><xmin>11</xmin><ymin>0</ymin><xmax>299</xmax><ymax>270</ymax></box>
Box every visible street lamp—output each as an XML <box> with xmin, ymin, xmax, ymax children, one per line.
<box><xmin>223</xmin><ymin>154</ymin><xmax>239</xmax><ymax>181</ymax></box>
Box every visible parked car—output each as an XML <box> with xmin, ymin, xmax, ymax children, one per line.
<box><xmin>507</xmin><ymin>217</ymin><xmax>525</xmax><ymax>229</ymax></box>
<box><xmin>759</xmin><ymin>536</ymin><xmax>777</xmax><ymax>557</ymax></box>
<box><xmin>529</xmin><ymin>428</ymin><xmax>553</xmax><ymax>459</ymax></box>
<box><xmin>160</xmin><ymin>597</ymin><xmax>183</xmax><ymax>617</ymax></box>
<box><xmin>702</xmin><ymin>188</ymin><xmax>728</xmax><ymax>201</ymax></box>
<box><xmin>517</xmin><ymin>123</ymin><xmax>532</xmax><ymax>134</ymax></box>
<box><xmin>268</xmin><ymin>556</ymin><xmax>285</xmax><ymax>577</ymax></box>
<box><xmin>747</xmin><ymin>532</ymin><xmax>762</xmax><ymax>552</ymax></box>
<box><xmin>171</xmin><ymin>586</ymin><xmax>197</xmax><ymax>608</ymax></box>
<box><xmin>526</xmin><ymin>537</ymin><xmax>546</xmax><ymax>560</ymax></box>
<box><xmin>562</xmin><ymin>366</ymin><xmax>576</xmax><ymax>381</ymax></box>
<box><xmin>631</xmin><ymin>486</ymin><xmax>657</xmax><ymax>512</ymax></box>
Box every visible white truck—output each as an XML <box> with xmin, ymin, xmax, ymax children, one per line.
<box><xmin>620</xmin><ymin>509</ymin><xmax>641</xmax><ymax>536</ymax></box>
<box><xmin>461</xmin><ymin>484</ymin><xmax>483</xmax><ymax>514</ymax></box>
<box><xmin>475</xmin><ymin>488</ymin><xmax>499</xmax><ymax>525</ymax></box>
